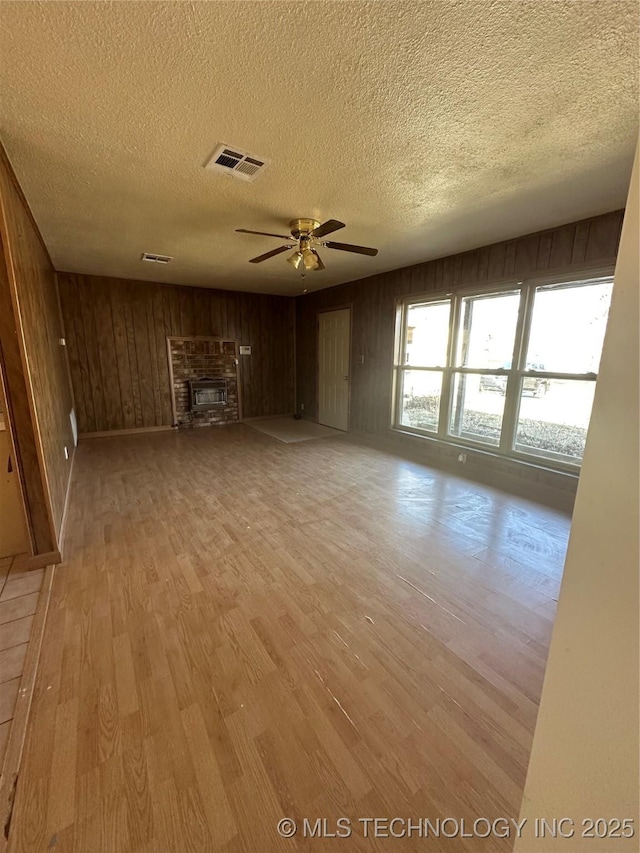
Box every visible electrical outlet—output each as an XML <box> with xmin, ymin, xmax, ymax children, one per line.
<box><xmin>457</xmin><ymin>453</ymin><xmax>467</xmax><ymax>463</ymax></box>
<box><xmin>300</xmin><ymin>403</ymin><xmax>305</xmax><ymax>411</ymax></box>
<box><xmin>64</xmin><ymin>446</ymin><xmax>69</xmax><ymax>460</ymax></box>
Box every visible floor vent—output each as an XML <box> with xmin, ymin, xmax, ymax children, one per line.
<box><xmin>141</xmin><ymin>253</ymin><xmax>173</xmax><ymax>264</ymax></box>
<box><xmin>205</xmin><ymin>144</ymin><xmax>268</xmax><ymax>182</ymax></box>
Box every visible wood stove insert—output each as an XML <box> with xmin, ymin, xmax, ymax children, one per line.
<box><xmin>188</xmin><ymin>378</ymin><xmax>228</xmax><ymax>412</ymax></box>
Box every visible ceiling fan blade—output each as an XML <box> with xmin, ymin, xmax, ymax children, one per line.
<box><xmin>312</xmin><ymin>250</ymin><xmax>325</xmax><ymax>271</ymax></box>
<box><xmin>310</xmin><ymin>219</ymin><xmax>346</xmax><ymax>239</ymax></box>
<box><xmin>236</xmin><ymin>228</ymin><xmax>291</xmax><ymax>239</ymax></box>
<box><xmin>249</xmin><ymin>246</ymin><xmax>290</xmax><ymax>264</ymax></box>
<box><xmin>324</xmin><ymin>240</ymin><xmax>378</xmax><ymax>256</ymax></box>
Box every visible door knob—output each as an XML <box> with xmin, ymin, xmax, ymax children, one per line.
<box><xmin>343</xmin><ymin>375</ymin><xmax>349</xmax><ymax>380</ymax></box>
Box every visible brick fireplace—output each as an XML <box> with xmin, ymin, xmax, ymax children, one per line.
<box><xmin>168</xmin><ymin>337</ymin><xmax>240</xmax><ymax>428</ymax></box>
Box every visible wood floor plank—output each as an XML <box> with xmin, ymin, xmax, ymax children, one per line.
<box><xmin>47</xmin><ymin>697</ymin><xmax>79</xmax><ymax>835</ymax></box>
<box><xmin>7</xmin><ymin>426</ymin><xmax>570</xmax><ymax>852</ymax></box>
<box><xmin>180</xmin><ymin>702</ymin><xmax>237</xmax><ymax>846</ymax></box>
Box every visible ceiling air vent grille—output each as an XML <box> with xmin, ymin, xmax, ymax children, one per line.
<box><xmin>205</xmin><ymin>144</ymin><xmax>268</xmax><ymax>182</ymax></box>
<box><xmin>141</xmin><ymin>253</ymin><xmax>173</xmax><ymax>264</ymax></box>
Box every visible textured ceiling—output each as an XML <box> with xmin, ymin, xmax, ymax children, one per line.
<box><xmin>0</xmin><ymin>1</ymin><xmax>637</xmax><ymax>296</ymax></box>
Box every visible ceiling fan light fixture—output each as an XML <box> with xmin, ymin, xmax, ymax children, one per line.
<box><xmin>287</xmin><ymin>250</ymin><xmax>303</xmax><ymax>270</ymax></box>
<box><xmin>301</xmin><ymin>246</ymin><xmax>319</xmax><ymax>271</ymax></box>
<box><xmin>236</xmin><ymin>217</ymin><xmax>378</xmax><ymax>271</ymax></box>
<box><xmin>312</xmin><ymin>249</ymin><xmax>325</xmax><ymax>271</ymax></box>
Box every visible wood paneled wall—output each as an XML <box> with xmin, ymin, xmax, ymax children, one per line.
<box><xmin>296</xmin><ymin>209</ymin><xmax>624</xmax><ymax>439</ymax></box>
<box><xmin>0</xmin><ymin>145</ymin><xmax>75</xmax><ymax>554</ymax></box>
<box><xmin>58</xmin><ymin>273</ymin><xmax>295</xmax><ymax>434</ymax></box>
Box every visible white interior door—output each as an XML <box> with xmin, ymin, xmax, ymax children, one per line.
<box><xmin>318</xmin><ymin>308</ymin><xmax>350</xmax><ymax>431</ymax></box>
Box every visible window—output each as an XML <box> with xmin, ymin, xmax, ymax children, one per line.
<box><xmin>398</xmin><ymin>300</ymin><xmax>451</xmax><ymax>434</ymax></box>
<box><xmin>513</xmin><ymin>279</ymin><xmax>613</xmax><ymax>464</ymax></box>
<box><xmin>393</xmin><ymin>276</ymin><xmax>613</xmax><ymax>469</ymax></box>
<box><xmin>450</xmin><ymin>291</ymin><xmax>520</xmax><ymax>447</ymax></box>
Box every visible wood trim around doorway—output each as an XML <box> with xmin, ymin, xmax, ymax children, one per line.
<box><xmin>0</xmin><ymin>237</ymin><xmax>54</xmax><ymax>555</ymax></box>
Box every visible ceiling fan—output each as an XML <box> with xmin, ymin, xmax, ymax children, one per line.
<box><xmin>235</xmin><ymin>218</ymin><xmax>378</xmax><ymax>273</ymax></box>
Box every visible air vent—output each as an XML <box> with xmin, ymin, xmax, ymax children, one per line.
<box><xmin>205</xmin><ymin>144</ymin><xmax>268</xmax><ymax>182</ymax></box>
<box><xmin>141</xmin><ymin>253</ymin><xmax>173</xmax><ymax>264</ymax></box>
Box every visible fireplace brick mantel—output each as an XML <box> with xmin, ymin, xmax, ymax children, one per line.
<box><xmin>168</xmin><ymin>337</ymin><xmax>240</xmax><ymax>428</ymax></box>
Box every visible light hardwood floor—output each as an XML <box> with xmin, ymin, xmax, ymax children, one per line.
<box><xmin>7</xmin><ymin>426</ymin><xmax>570</xmax><ymax>852</ymax></box>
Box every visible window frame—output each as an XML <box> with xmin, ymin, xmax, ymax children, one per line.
<box><xmin>391</xmin><ymin>268</ymin><xmax>614</xmax><ymax>472</ymax></box>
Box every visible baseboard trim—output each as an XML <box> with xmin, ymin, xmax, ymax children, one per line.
<box><xmin>81</xmin><ymin>421</ymin><xmax>294</xmax><ymax>436</ymax></box>
<box><xmin>24</xmin><ymin>550</ymin><xmax>61</xmax><ymax>570</ymax></box>
<box><xmin>0</xmin><ymin>562</ymin><xmax>56</xmax><ymax>849</ymax></box>
<box><xmin>80</xmin><ymin>425</ymin><xmax>174</xmax><ymax>439</ymax></box>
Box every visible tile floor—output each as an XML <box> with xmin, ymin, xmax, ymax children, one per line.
<box><xmin>0</xmin><ymin>554</ymin><xmax>43</xmax><ymax>771</ymax></box>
